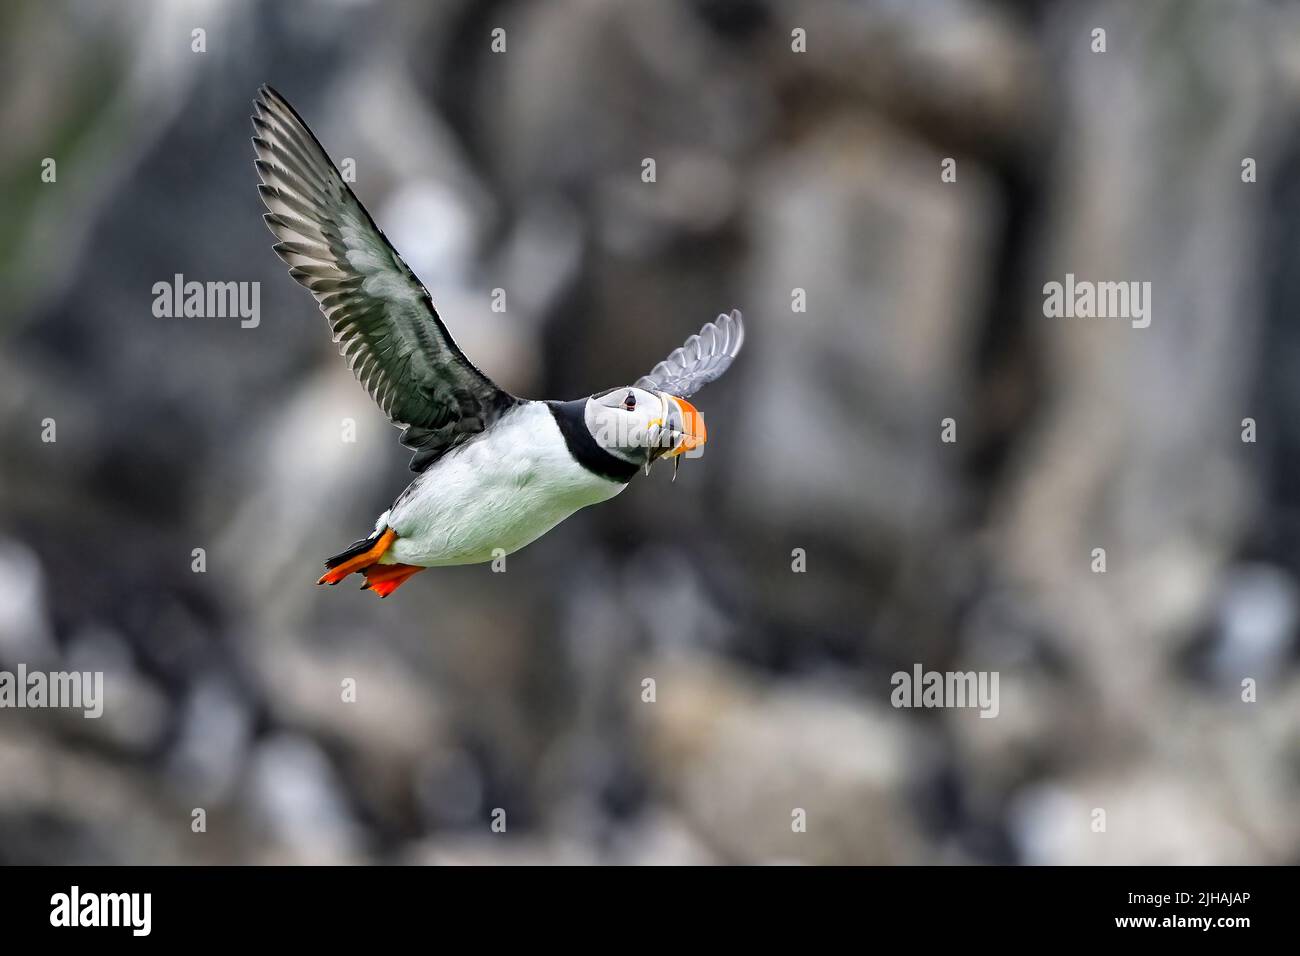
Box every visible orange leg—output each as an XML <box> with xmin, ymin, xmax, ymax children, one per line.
<box><xmin>360</xmin><ymin>562</ymin><xmax>425</xmax><ymax>598</ymax></box>
<box><xmin>317</xmin><ymin>528</ymin><xmax>397</xmax><ymax>585</ymax></box>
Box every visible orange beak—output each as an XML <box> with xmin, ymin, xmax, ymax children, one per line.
<box><xmin>662</xmin><ymin>395</ymin><xmax>707</xmax><ymax>458</ymax></box>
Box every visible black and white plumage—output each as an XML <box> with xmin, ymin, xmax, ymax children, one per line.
<box><xmin>252</xmin><ymin>86</ymin><xmax>745</xmax><ymax>596</ymax></box>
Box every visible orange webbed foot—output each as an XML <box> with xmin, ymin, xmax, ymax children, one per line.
<box><xmin>360</xmin><ymin>562</ymin><xmax>425</xmax><ymax>598</ymax></box>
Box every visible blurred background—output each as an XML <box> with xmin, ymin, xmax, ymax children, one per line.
<box><xmin>2</xmin><ymin>0</ymin><xmax>1299</xmax><ymax>865</ymax></box>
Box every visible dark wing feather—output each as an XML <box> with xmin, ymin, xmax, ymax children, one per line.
<box><xmin>252</xmin><ymin>85</ymin><xmax>518</xmax><ymax>471</ymax></box>
<box><xmin>635</xmin><ymin>310</ymin><xmax>745</xmax><ymax>398</ymax></box>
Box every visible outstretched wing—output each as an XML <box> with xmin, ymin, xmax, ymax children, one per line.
<box><xmin>635</xmin><ymin>310</ymin><xmax>745</xmax><ymax>398</ymax></box>
<box><xmin>252</xmin><ymin>85</ymin><xmax>518</xmax><ymax>472</ymax></box>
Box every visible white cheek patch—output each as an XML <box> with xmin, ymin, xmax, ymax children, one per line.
<box><xmin>585</xmin><ymin>404</ymin><xmax>647</xmax><ymax>456</ymax></box>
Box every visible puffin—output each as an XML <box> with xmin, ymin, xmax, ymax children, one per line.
<box><xmin>251</xmin><ymin>86</ymin><xmax>746</xmax><ymax>597</ymax></box>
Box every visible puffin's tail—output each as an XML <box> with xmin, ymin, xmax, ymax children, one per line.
<box><xmin>323</xmin><ymin>531</ymin><xmax>388</xmax><ymax>571</ymax></box>
<box><xmin>317</xmin><ymin>528</ymin><xmax>424</xmax><ymax>597</ymax></box>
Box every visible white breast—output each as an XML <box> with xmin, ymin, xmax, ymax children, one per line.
<box><xmin>384</xmin><ymin>402</ymin><xmax>627</xmax><ymax>567</ymax></box>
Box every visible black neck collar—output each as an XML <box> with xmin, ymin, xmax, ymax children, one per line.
<box><xmin>547</xmin><ymin>400</ymin><xmax>639</xmax><ymax>483</ymax></box>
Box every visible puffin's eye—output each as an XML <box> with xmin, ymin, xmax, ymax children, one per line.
<box><xmin>623</xmin><ymin>392</ymin><xmax>636</xmax><ymax>410</ymax></box>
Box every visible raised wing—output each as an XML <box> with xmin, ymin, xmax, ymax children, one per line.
<box><xmin>252</xmin><ymin>85</ymin><xmax>518</xmax><ymax>472</ymax></box>
<box><xmin>635</xmin><ymin>310</ymin><xmax>745</xmax><ymax>398</ymax></box>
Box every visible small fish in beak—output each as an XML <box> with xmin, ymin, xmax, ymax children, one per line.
<box><xmin>663</xmin><ymin>394</ymin><xmax>707</xmax><ymax>458</ymax></box>
<box><xmin>647</xmin><ymin>393</ymin><xmax>707</xmax><ymax>478</ymax></box>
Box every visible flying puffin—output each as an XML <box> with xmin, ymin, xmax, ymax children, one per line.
<box><xmin>251</xmin><ymin>86</ymin><xmax>745</xmax><ymax>597</ymax></box>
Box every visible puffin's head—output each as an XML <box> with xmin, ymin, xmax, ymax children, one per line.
<box><xmin>584</xmin><ymin>386</ymin><xmax>707</xmax><ymax>471</ymax></box>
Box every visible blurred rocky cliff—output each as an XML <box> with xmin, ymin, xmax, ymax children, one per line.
<box><xmin>1</xmin><ymin>0</ymin><xmax>1299</xmax><ymax>864</ymax></box>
